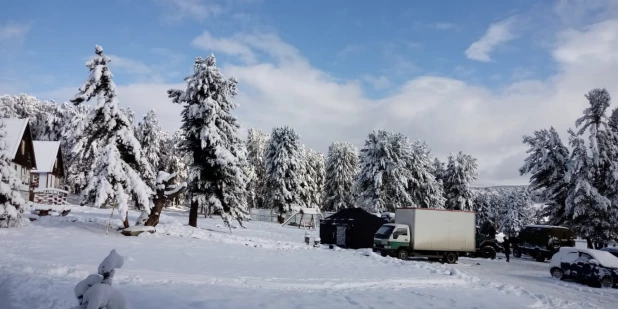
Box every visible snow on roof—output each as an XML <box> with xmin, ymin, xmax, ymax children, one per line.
<box><xmin>32</xmin><ymin>141</ymin><xmax>60</xmax><ymax>173</ymax></box>
<box><xmin>555</xmin><ymin>247</ymin><xmax>618</xmax><ymax>268</ymax></box>
<box><xmin>0</xmin><ymin>118</ymin><xmax>29</xmax><ymax>160</ymax></box>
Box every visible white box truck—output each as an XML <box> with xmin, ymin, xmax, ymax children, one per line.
<box><xmin>372</xmin><ymin>208</ymin><xmax>476</xmax><ymax>264</ymax></box>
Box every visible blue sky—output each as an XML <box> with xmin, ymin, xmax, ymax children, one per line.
<box><xmin>2</xmin><ymin>0</ymin><xmax>618</xmax><ymax>185</ymax></box>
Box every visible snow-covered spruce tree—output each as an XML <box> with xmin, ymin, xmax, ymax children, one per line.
<box><xmin>61</xmin><ymin>103</ymin><xmax>94</xmax><ymax>193</ymax></box>
<box><xmin>431</xmin><ymin>157</ymin><xmax>446</xmax><ymax>185</ymax></box>
<box><xmin>246</xmin><ymin>128</ymin><xmax>270</xmax><ymax>209</ymax></box>
<box><xmin>498</xmin><ymin>188</ymin><xmax>535</xmax><ymax>236</ymax></box>
<box><xmin>519</xmin><ymin>127</ymin><xmax>570</xmax><ymax>225</ymax></box>
<box><xmin>565</xmin><ymin>129</ymin><xmax>615</xmax><ymax>241</ymax></box>
<box><xmin>160</xmin><ymin>130</ymin><xmax>188</xmax><ymax>207</ymax></box>
<box><xmin>568</xmin><ymin>89</ymin><xmax>618</xmax><ymax>242</ymax></box>
<box><xmin>354</xmin><ymin>130</ymin><xmax>413</xmax><ymax>213</ymax></box>
<box><xmin>0</xmin><ymin>123</ymin><xmax>27</xmax><ymax>228</ymax></box>
<box><xmin>264</xmin><ymin>126</ymin><xmax>306</xmax><ymax>220</ymax></box>
<box><xmin>407</xmin><ymin>141</ymin><xmax>445</xmax><ymax>209</ymax></box>
<box><xmin>443</xmin><ymin>152</ymin><xmax>478</xmax><ymax>211</ymax></box>
<box><xmin>121</xmin><ymin>106</ymin><xmax>136</xmax><ymax>129</ymax></box>
<box><xmin>304</xmin><ymin>148</ymin><xmax>326</xmax><ymax>208</ymax></box>
<box><xmin>473</xmin><ymin>188</ymin><xmax>502</xmax><ymax>227</ymax></box>
<box><xmin>136</xmin><ymin>110</ymin><xmax>163</xmax><ymax>189</ymax></box>
<box><xmin>168</xmin><ymin>54</ymin><xmax>250</xmax><ymax>228</ymax></box>
<box><xmin>324</xmin><ymin>141</ymin><xmax>359</xmax><ymax>211</ymax></box>
<box><xmin>70</xmin><ymin>45</ymin><xmax>152</xmax><ymax>227</ymax></box>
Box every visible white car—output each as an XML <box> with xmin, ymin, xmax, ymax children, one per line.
<box><xmin>549</xmin><ymin>247</ymin><xmax>618</xmax><ymax>288</ymax></box>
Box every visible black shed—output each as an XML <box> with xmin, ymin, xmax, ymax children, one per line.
<box><xmin>320</xmin><ymin>208</ymin><xmax>387</xmax><ymax>249</ymax></box>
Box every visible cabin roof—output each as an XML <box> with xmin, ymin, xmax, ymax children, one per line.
<box><xmin>0</xmin><ymin>118</ymin><xmax>29</xmax><ymax>160</ymax></box>
<box><xmin>32</xmin><ymin>141</ymin><xmax>61</xmax><ymax>173</ymax></box>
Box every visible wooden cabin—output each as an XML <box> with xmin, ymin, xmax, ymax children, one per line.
<box><xmin>0</xmin><ymin>118</ymin><xmax>37</xmax><ymax>201</ymax></box>
<box><xmin>31</xmin><ymin>141</ymin><xmax>65</xmax><ymax>189</ymax></box>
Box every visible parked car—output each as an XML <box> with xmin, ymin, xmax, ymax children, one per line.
<box><xmin>549</xmin><ymin>247</ymin><xmax>618</xmax><ymax>288</ymax></box>
<box><xmin>511</xmin><ymin>225</ymin><xmax>575</xmax><ymax>262</ymax></box>
<box><xmin>600</xmin><ymin>247</ymin><xmax>618</xmax><ymax>258</ymax></box>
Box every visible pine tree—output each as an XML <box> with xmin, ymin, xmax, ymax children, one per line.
<box><xmin>498</xmin><ymin>188</ymin><xmax>535</xmax><ymax>236</ymax></box>
<box><xmin>432</xmin><ymin>157</ymin><xmax>446</xmax><ymax>184</ymax></box>
<box><xmin>443</xmin><ymin>152</ymin><xmax>478</xmax><ymax>211</ymax></box>
<box><xmin>304</xmin><ymin>149</ymin><xmax>325</xmax><ymax>208</ymax></box>
<box><xmin>519</xmin><ymin>127</ymin><xmax>570</xmax><ymax>224</ymax></box>
<box><xmin>70</xmin><ymin>45</ymin><xmax>152</xmax><ymax>227</ymax></box>
<box><xmin>0</xmin><ymin>122</ymin><xmax>27</xmax><ymax>228</ymax></box>
<box><xmin>264</xmin><ymin>126</ymin><xmax>305</xmax><ymax>220</ymax></box>
<box><xmin>246</xmin><ymin>128</ymin><xmax>270</xmax><ymax>209</ymax></box>
<box><xmin>324</xmin><ymin>142</ymin><xmax>359</xmax><ymax>211</ymax></box>
<box><xmin>136</xmin><ymin>110</ymin><xmax>163</xmax><ymax>189</ymax></box>
<box><xmin>168</xmin><ymin>54</ymin><xmax>249</xmax><ymax>228</ymax></box>
<box><xmin>354</xmin><ymin>130</ymin><xmax>413</xmax><ymax>213</ymax></box>
<box><xmin>565</xmin><ymin>129</ymin><xmax>613</xmax><ymax>241</ymax></box>
<box><xmin>407</xmin><ymin>141</ymin><xmax>445</xmax><ymax>209</ymax></box>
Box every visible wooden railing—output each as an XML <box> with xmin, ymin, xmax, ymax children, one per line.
<box><xmin>33</xmin><ymin>188</ymin><xmax>68</xmax><ymax>205</ymax></box>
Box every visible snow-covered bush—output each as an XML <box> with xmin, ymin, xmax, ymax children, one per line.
<box><xmin>0</xmin><ymin>122</ymin><xmax>28</xmax><ymax>228</ymax></box>
<box><xmin>72</xmin><ymin>249</ymin><xmax>127</xmax><ymax>309</ymax></box>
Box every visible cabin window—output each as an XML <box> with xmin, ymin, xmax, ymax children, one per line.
<box><xmin>20</xmin><ymin>140</ymin><xmax>25</xmax><ymax>155</ymax></box>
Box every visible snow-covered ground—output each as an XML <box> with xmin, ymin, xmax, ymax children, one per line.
<box><xmin>1</xmin><ymin>206</ymin><xmax>617</xmax><ymax>308</ymax></box>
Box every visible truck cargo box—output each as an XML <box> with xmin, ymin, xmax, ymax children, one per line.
<box><xmin>395</xmin><ymin>208</ymin><xmax>475</xmax><ymax>252</ymax></box>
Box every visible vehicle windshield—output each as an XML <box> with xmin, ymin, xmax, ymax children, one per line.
<box><xmin>592</xmin><ymin>250</ymin><xmax>618</xmax><ymax>268</ymax></box>
<box><xmin>375</xmin><ymin>225</ymin><xmax>395</xmax><ymax>239</ymax></box>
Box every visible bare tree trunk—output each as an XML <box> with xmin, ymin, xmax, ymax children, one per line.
<box><xmin>144</xmin><ymin>199</ymin><xmax>165</xmax><ymax>227</ymax></box>
<box><xmin>586</xmin><ymin>237</ymin><xmax>593</xmax><ymax>249</ymax></box>
<box><xmin>123</xmin><ymin>211</ymin><xmax>130</xmax><ymax>228</ymax></box>
<box><xmin>189</xmin><ymin>199</ymin><xmax>198</xmax><ymax>227</ymax></box>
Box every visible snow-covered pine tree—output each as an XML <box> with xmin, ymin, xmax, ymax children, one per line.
<box><xmin>246</xmin><ymin>128</ymin><xmax>270</xmax><ymax>209</ymax></box>
<box><xmin>407</xmin><ymin>141</ymin><xmax>445</xmax><ymax>209</ymax></box>
<box><xmin>121</xmin><ymin>106</ymin><xmax>136</xmax><ymax>129</ymax></box>
<box><xmin>565</xmin><ymin>129</ymin><xmax>614</xmax><ymax>241</ymax></box>
<box><xmin>0</xmin><ymin>122</ymin><xmax>28</xmax><ymax>228</ymax></box>
<box><xmin>473</xmin><ymin>188</ymin><xmax>501</xmax><ymax>227</ymax></box>
<box><xmin>264</xmin><ymin>126</ymin><xmax>306</xmax><ymax>220</ymax></box>
<box><xmin>160</xmin><ymin>130</ymin><xmax>188</xmax><ymax>207</ymax></box>
<box><xmin>498</xmin><ymin>188</ymin><xmax>535</xmax><ymax>236</ymax></box>
<box><xmin>136</xmin><ymin>110</ymin><xmax>163</xmax><ymax>189</ymax></box>
<box><xmin>568</xmin><ymin>89</ymin><xmax>618</xmax><ymax>242</ymax></box>
<box><xmin>324</xmin><ymin>141</ymin><xmax>359</xmax><ymax>211</ymax></box>
<box><xmin>431</xmin><ymin>157</ymin><xmax>446</xmax><ymax>185</ymax></box>
<box><xmin>70</xmin><ymin>45</ymin><xmax>152</xmax><ymax>227</ymax></box>
<box><xmin>354</xmin><ymin>130</ymin><xmax>413</xmax><ymax>213</ymax></box>
<box><xmin>304</xmin><ymin>148</ymin><xmax>326</xmax><ymax>209</ymax></box>
<box><xmin>443</xmin><ymin>151</ymin><xmax>478</xmax><ymax>211</ymax></box>
<box><xmin>61</xmin><ymin>103</ymin><xmax>94</xmax><ymax>193</ymax></box>
<box><xmin>519</xmin><ymin>127</ymin><xmax>570</xmax><ymax>225</ymax></box>
<box><xmin>168</xmin><ymin>54</ymin><xmax>249</xmax><ymax>228</ymax></box>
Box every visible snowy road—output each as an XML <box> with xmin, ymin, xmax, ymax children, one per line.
<box><xmin>452</xmin><ymin>254</ymin><xmax>618</xmax><ymax>308</ymax></box>
<box><xmin>0</xmin><ymin>206</ymin><xmax>617</xmax><ymax>308</ymax></box>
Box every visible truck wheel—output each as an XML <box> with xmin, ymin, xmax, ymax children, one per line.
<box><xmin>600</xmin><ymin>276</ymin><xmax>614</xmax><ymax>288</ymax></box>
<box><xmin>380</xmin><ymin>251</ymin><xmax>388</xmax><ymax>257</ymax></box>
<box><xmin>534</xmin><ymin>250</ymin><xmax>545</xmax><ymax>262</ymax></box>
<box><xmin>443</xmin><ymin>252</ymin><xmax>458</xmax><ymax>264</ymax></box>
<box><xmin>480</xmin><ymin>246</ymin><xmax>496</xmax><ymax>259</ymax></box>
<box><xmin>397</xmin><ymin>249</ymin><xmax>409</xmax><ymax>260</ymax></box>
<box><xmin>513</xmin><ymin>249</ymin><xmax>522</xmax><ymax>258</ymax></box>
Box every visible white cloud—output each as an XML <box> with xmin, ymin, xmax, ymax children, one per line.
<box><xmin>35</xmin><ymin>12</ymin><xmax>618</xmax><ymax>185</ymax></box>
<box><xmin>465</xmin><ymin>17</ymin><xmax>518</xmax><ymax>62</ymax></box>
<box><xmin>154</xmin><ymin>0</ymin><xmax>223</xmax><ymax>22</ymax></box>
<box><xmin>192</xmin><ymin>31</ymin><xmax>257</xmax><ymax>63</ymax></box>
<box><xmin>0</xmin><ymin>22</ymin><xmax>32</xmax><ymax>42</ymax></box>
<box><xmin>362</xmin><ymin>75</ymin><xmax>391</xmax><ymax>90</ymax></box>
<box><xmin>430</xmin><ymin>22</ymin><xmax>459</xmax><ymax>31</ymax></box>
